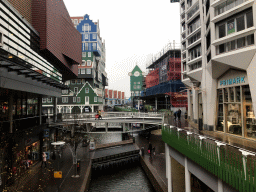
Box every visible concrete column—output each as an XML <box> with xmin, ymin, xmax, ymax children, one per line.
<box><xmin>192</xmin><ymin>88</ymin><xmax>199</xmax><ymax>123</ymax></box>
<box><xmin>187</xmin><ymin>90</ymin><xmax>191</xmax><ymax>119</ymax></box>
<box><xmin>155</xmin><ymin>97</ymin><xmax>157</xmax><ymax>111</ymax></box>
<box><xmin>38</xmin><ymin>95</ymin><xmax>42</xmax><ymax>125</ymax></box>
<box><xmin>218</xmin><ymin>179</ymin><xmax>224</xmax><ymax>192</ymax></box>
<box><xmin>165</xmin><ymin>143</ymin><xmax>172</xmax><ymax>192</ymax></box>
<box><xmin>123</xmin><ymin>123</ymin><xmax>125</xmax><ymax>132</ymax></box>
<box><xmin>53</xmin><ymin>97</ymin><xmax>57</xmax><ymax>123</ymax></box>
<box><xmin>185</xmin><ymin>157</ymin><xmax>191</xmax><ymax>192</ymax></box>
<box><xmin>105</xmin><ymin>122</ymin><xmax>108</xmax><ymax>132</ymax></box>
<box><xmin>8</xmin><ymin>90</ymin><xmax>13</xmax><ymax>133</ymax></box>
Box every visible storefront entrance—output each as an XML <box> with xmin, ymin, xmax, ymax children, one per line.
<box><xmin>216</xmin><ymin>85</ymin><xmax>255</xmax><ymax>139</ymax></box>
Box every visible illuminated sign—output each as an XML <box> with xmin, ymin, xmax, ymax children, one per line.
<box><xmin>219</xmin><ymin>76</ymin><xmax>245</xmax><ymax>86</ymax></box>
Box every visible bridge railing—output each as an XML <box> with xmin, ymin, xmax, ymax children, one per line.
<box><xmin>62</xmin><ymin>112</ymin><xmax>164</xmax><ymax>120</ymax></box>
<box><xmin>162</xmin><ymin>125</ymin><xmax>256</xmax><ymax>192</ymax></box>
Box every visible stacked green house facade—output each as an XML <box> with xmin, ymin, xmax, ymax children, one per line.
<box><xmin>129</xmin><ymin>65</ymin><xmax>145</xmax><ymax>108</ymax></box>
<box><xmin>42</xmin><ymin>14</ymin><xmax>107</xmax><ymax>115</ymax></box>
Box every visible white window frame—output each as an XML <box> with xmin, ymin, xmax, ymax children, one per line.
<box><xmin>77</xmin><ymin>79</ymin><xmax>81</xmax><ymax>84</ymax></box>
<box><xmin>47</xmin><ymin>98</ymin><xmax>52</xmax><ymax>103</ymax></box>
<box><xmin>65</xmin><ymin>80</ymin><xmax>70</xmax><ymax>85</ymax></box>
<box><xmin>82</xmin><ymin>79</ymin><xmax>85</xmax><ymax>84</ymax></box>
<box><xmin>74</xmin><ymin>19</ymin><xmax>78</xmax><ymax>24</ymax></box>
<box><xmin>73</xmin><ymin>97</ymin><xmax>76</xmax><ymax>102</ymax></box>
<box><xmin>94</xmin><ymin>96</ymin><xmax>97</xmax><ymax>102</ymax></box>
<box><xmin>84</xmin><ymin>33</ymin><xmax>88</xmax><ymax>40</ymax></box>
<box><xmin>88</xmin><ymin>52</ymin><xmax>91</xmax><ymax>57</ymax></box>
<box><xmin>87</xmin><ymin>60</ymin><xmax>91</xmax><ymax>66</ymax></box>
<box><xmin>81</xmin><ymin>69</ymin><xmax>85</xmax><ymax>74</ymax></box>
<box><xmin>82</xmin><ymin>52</ymin><xmax>86</xmax><ymax>57</ymax></box>
<box><xmin>93</xmin><ymin>34</ymin><xmax>96</xmax><ymax>39</ymax></box>
<box><xmin>71</xmin><ymin>80</ymin><xmax>76</xmax><ymax>84</ymax></box>
<box><xmin>42</xmin><ymin>98</ymin><xmax>46</xmax><ymax>103</ymax></box>
<box><xmin>82</xmin><ymin>60</ymin><xmax>86</xmax><ymax>66</ymax></box>
<box><xmin>78</xmin><ymin>69</ymin><xmax>80</xmax><ymax>74</ymax></box>
<box><xmin>86</xmin><ymin>69</ymin><xmax>91</xmax><ymax>74</ymax></box>
<box><xmin>85</xmin><ymin>88</ymin><xmax>89</xmax><ymax>93</ymax></box>
<box><xmin>62</xmin><ymin>97</ymin><xmax>68</xmax><ymax>103</ymax></box>
<box><xmin>77</xmin><ymin>97</ymin><xmax>81</xmax><ymax>103</ymax></box>
<box><xmin>74</xmin><ymin>87</ymin><xmax>78</xmax><ymax>93</ymax></box>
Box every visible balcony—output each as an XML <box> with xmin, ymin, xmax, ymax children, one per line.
<box><xmin>162</xmin><ymin>125</ymin><xmax>256</xmax><ymax>191</ymax></box>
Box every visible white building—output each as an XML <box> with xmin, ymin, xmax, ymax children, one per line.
<box><xmin>177</xmin><ymin>0</ymin><xmax>256</xmax><ymax>138</ymax></box>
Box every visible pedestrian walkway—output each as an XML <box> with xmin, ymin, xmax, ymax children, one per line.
<box><xmin>6</xmin><ymin>143</ymin><xmax>91</xmax><ymax>192</ymax></box>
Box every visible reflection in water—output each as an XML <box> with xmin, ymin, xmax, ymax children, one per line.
<box><xmin>88</xmin><ymin>132</ymin><xmax>155</xmax><ymax>192</ymax></box>
<box><xmin>89</xmin><ymin>165</ymin><xmax>155</xmax><ymax>192</ymax></box>
<box><xmin>87</xmin><ymin>132</ymin><xmax>122</xmax><ymax>144</ymax></box>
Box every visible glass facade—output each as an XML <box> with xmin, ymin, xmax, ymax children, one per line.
<box><xmin>217</xmin><ymin>85</ymin><xmax>255</xmax><ymax>139</ymax></box>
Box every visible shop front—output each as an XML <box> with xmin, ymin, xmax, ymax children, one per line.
<box><xmin>216</xmin><ymin>69</ymin><xmax>256</xmax><ymax>139</ymax></box>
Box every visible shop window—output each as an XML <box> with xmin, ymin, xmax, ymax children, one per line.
<box><xmin>229</xmin><ymin>87</ymin><xmax>234</xmax><ymax>102</ymax></box>
<box><xmin>227</xmin><ymin>103</ymin><xmax>242</xmax><ymax>135</ymax></box>
<box><xmin>235</xmin><ymin>86</ymin><xmax>241</xmax><ymax>102</ymax></box>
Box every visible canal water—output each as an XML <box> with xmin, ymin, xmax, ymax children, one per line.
<box><xmin>87</xmin><ymin>132</ymin><xmax>155</xmax><ymax>192</ymax></box>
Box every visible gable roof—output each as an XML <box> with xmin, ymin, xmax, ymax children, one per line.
<box><xmin>76</xmin><ymin>81</ymin><xmax>97</xmax><ymax>96</ymax></box>
<box><xmin>131</xmin><ymin>65</ymin><xmax>142</xmax><ymax>74</ymax></box>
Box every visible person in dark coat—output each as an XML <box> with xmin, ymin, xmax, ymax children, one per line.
<box><xmin>174</xmin><ymin>111</ymin><xmax>178</xmax><ymax>120</ymax></box>
<box><xmin>177</xmin><ymin>109</ymin><xmax>182</xmax><ymax>120</ymax></box>
<box><xmin>148</xmin><ymin>142</ymin><xmax>152</xmax><ymax>156</ymax></box>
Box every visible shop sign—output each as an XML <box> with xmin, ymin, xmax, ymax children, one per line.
<box><xmin>219</xmin><ymin>76</ymin><xmax>245</xmax><ymax>86</ymax></box>
<box><xmin>44</xmin><ymin>129</ymin><xmax>49</xmax><ymax>137</ymax></box>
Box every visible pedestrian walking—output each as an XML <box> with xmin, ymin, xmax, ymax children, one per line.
<box><xmin>174</xmin><ymin>111</ymin><xmax>178</xmax><ymax>120</ymax></box>
<box><xmin>148</xmin><ymin>142</ymin><xmax>152</xmax><ymax>156</ymax></box>
<box><xmin>41</xmin><ymin>152</ymin><xmax>47</xmax><ymax>168</ymax></box>
<box><xmin>177</xmin><ymin>109</ymin><xmax>181</xmax><ymax>120</ymax></box>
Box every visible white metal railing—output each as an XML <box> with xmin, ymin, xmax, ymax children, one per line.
<box><xmin>61</xmin><ymin>112</ymin><xmax>164</xmax><ymax>120</ymax></box>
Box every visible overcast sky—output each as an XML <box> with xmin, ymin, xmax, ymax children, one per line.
<box><xmin>63</xmin><ymin>0</ymin><xmax>181</xmax><ymax>97</ymax></box>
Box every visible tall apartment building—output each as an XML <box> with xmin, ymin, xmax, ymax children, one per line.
<box><xmin>0</xmin><ymin>0</ymin><xmax>81</xmax><ymax>189</ymax></box>
<box><xmin>43</xmin><ymin>14</ymin><xmax>108</xmax><ymax>114</ymax></box>
<box><xmin>162</xmin><ymin>0</ymin><xmax>256</xmax><ymax>191</ymax></box>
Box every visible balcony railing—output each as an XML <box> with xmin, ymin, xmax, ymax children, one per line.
<box><xmin>162</xmin><ymin>125</ymin><xmax>256</xmax><ymax>192</ymax></box>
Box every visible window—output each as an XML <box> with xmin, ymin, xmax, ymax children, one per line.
<box><xmin>62</xmin><ymin>89</ymin><xmax>68</xmax><ymax>94</ymax></box>
<box><xmin>236</xmin><ymin>16</ymin><xmax>245</xmax><ymax>32</ymax></box>
<box><xmin>81</xmin><ymin>69</ymin><xmax>85</xmax><ymax>74</ymax></box>
<box><xmin>85</xmin><ymin>43</ymin><xmax>88</xmax><ymax>50</ymax></box>
<box><xmin>77</xmin><ymin>97</ymin><xmax>80</xmax><ymax>103</ymax></box>
<box><xmin>247</xmin><ymin>34</ymin><xmax>254</xmax><ymax>45</ymax></box>
<box><xmin>82</xmin><ymin>79</ymin><xmax>85</xmax><ymax>84</ymax></box>
<box><xmin>77</xmin><ymin>79</ymin><xmax>81</xmax><ymax>84</ymax></box>
<box><xmin>188</xmin><ymin>17</ymin><xmax>200</xmax><ymax>35</ymax></box>
<box><xmin>85</xmin><ymin>88</ymin><xmax>89</xmax><ymax>93</ymax></box>
<box><xmin>137</xmin><ymin>85</ymin><xmax>141</xmax><ymax>89</ymax></box>
<box><xmin>86</xmin><ymin>69</ymin><xmax>91</xmax><ymax>74</ymax></box>
<box><xmin>134</xmin><ymin>82</ymin><xmax>136</xmax><ymax>84</ymax></box>
<box><xmin>227</xmin><ymin>19</ymin><xmax>235</xmax><ymax>35</ymax></box>
<box><xmin>62</xmin><ymin>97</ymin><xmax>68</xmax><ymax>103</ymax></box>
<box><xmin>78</xmin><ymin>69</ymin><xmax>81</xmax><ymax>74</ymax></box>
<box><xmin>219</xmin><ymin>24</ymin><xmax>226</xmax><ymax>38</ymax></box>
<box><xmin>93</xmin><ymin>43</ymin><xmax>96</xmax><ymax>50</ymax></box>
<box><xmin>93</xmin><ymin>34</ymin><xmax>96</xmax><ymax>39</ymax></box>
<box><xmin>74</xmin><ymin>87</ymin><xmax>78</xmax><ymax>93</ymax></box>
<box><xmin>73</xmin><ymin>97</ymin><xmax>76</xmax><ymax>102</ymax></box>
<box><xmin>42</xmin><ymin>98</ymin><xmax>46</xmax><ymax>103</ymax></box>
<box><xmin>87</xmin><ymin>60</ymin><xmax>91</xmax><ymax>66</ymax></box>
<box><xmin>133</xmin><ymin>85</ymin><xmax>136</xmax><ymax>89</ymax></box>
<box><xmin>138</xmin><ymin>82</ymin><xmax>140</xmax><ymax>84</ymax></box>
<box><xmin>227</xmin><ymin>40</ymin><xmax>236</xmax><ymax>51</ymax></box>
<box><xmin>85</xmin><ymin>34</ymin><xmax>88</xmax><ymax>39</ymax></box>
<box><xmin>246</xmin><ymin>12</ymin><xmax>253</xmax><ymax>28</ymax></box>
<box><xmin>82</xmin><ymin>52</ymin><xmax>86</xmax><ymax>57</ymax></box>
<box><xmin>94</xmin><ymin>97</ymin><xmax>97</xmax><ymax>102</ymax></box>
<box><xmin>0</xmin><ymin>31</ymin><xmax>3</xmax><ymax>45</ymax></box>
<box><xmin>237</xmin><ymin>37</ymin><xmax>245</xmax><ymax>48</ymax></box>
<box><xmin>74</xmin><ymin>19</ymin><xmax>78</xmax><ymax>24</ymax></box>
<box><xmin>71</xmin><ymin>80</ymin><xmax>76</xmax><ymax>84</ymax></box>
<box><xmin>88</xmin><ymin>52</ymin><xmax>91</xmax><ymax>57</ymax></box>
<box><xmin>82</xmin><ymin>60</ymin><xmax>86</xmax><ymax>66</ymax></box>
<box><xmin>219</xmin><ymin>44</ymin><xmax>226</xmax><ymax>53</ymax></box>
<box><xmin>65</xmin><ymin>80</ymin><xmax>70</xmax><ymax>85</ymax></box>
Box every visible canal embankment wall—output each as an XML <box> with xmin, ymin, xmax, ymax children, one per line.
<box><xmin>140</xmin><ymin>155</ymin><xmax>168</xmax><ymax>192</ymax></box>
